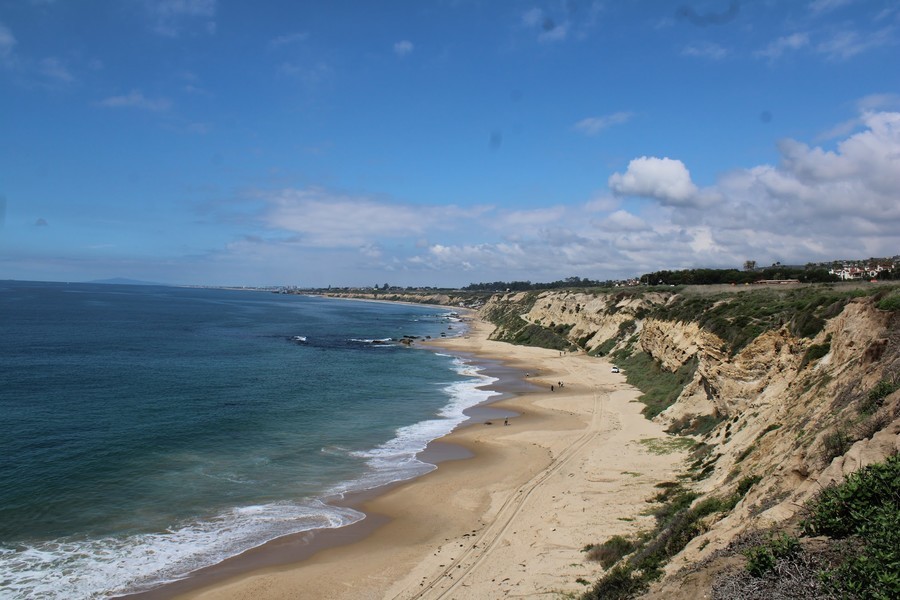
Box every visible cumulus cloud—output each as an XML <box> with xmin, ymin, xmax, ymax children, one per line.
<box><xmin>598</xmin><ymin>210</ymin><xmax>649</xmax><ymax>232</ymax></box>
<box><xmin>573</xmin><ymin>111</ymin><xmax>633</xmax><ymax>135</ymax></box>
<box><xmin>97</xmin><ymin>90</ymin><xmax>172</xmax><ymax>111</ymax></box>
<box><xmin>608</xmin><ymin>156</ymin><xmax>701</xmax><ymax>206</ymax></box>
<box><xmin>216</xmin><ymin>111</ymin><xmax>900</xmax><ymax>285</ymax></box>
<box><xmin>393</xmin><ymin>40</ymin><xmax>413</xmax><ymax>57</ymax></box>
<box><xmin>257</xmin><ymin>188</ymin><xmax>467</xmax><ymax>247</ymax></box>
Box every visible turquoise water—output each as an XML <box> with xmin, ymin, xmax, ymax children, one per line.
<box><xmin>0</xmin><ymin>282</ymin><xmax>495</xmax><ymax>598</ymax></box>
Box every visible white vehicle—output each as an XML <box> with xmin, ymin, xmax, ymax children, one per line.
<box><xmin>611</xmin><ymin>366</ymin><xmax>620</xmax><ymax>373</ymax></box>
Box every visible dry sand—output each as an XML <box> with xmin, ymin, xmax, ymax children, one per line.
<box><xmin>175</xmin><ymin>317</ymin><xmax>688</xmax><ymax>600</ymax></box>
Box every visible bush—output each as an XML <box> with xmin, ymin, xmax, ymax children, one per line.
<box><xmin>861</xmin><ymin>379</ymin><xmax>899</xmax><ymax>414</ymax></box>
<box><xmin>877</xmin><ymin>293</ymin><xmax>900</xmax><ymax>311</ymax></box>
<box><xmin>800</xmin><ymin>340</ymin><xmax>831</xmax><ymax>369</ymax></box>
<box><xmin>801</xmin><ymin>454</ymin><xmax>900</xmax><ymax>599</ymax></box>
<box><xmin>616</xmin><ymin>353</ymin><xmax>699</xmax><ymax>418</ymax></box>
<box><xmin>585</xmin><ymin>535</ymin><xmax>636</xmax><ymax>569</ymax></box>
<box><xmin>821</xmin><ymin>428</ymin><xmax>852</xmax><ymax>464</ymax></box>
<box><xmin>744</xmin><ymin>533</ymin><xmax>800</xmax><ymax>576</ymax></box>
<box><xmin>736</xmin><ymin>474</ymin><xmax>762</xmax><ymax>497</ymax></box>
<box><xmin>582</xmin><ymin>564</ymin><xmax>646</xmax><ymax>600</ymax></box>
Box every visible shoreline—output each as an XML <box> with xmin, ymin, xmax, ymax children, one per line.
<box><xmin>151</xmin><ymin>316</ymin><xmax>688</xmax><ymax>599</ymax></box>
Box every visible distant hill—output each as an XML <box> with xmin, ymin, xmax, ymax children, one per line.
<box><xmin>88</xmin><ymin>278</ymin><xmax>166</xmax><ymax>286</ymax></box>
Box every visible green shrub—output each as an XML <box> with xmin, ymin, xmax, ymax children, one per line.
<box><xmin>616</xmin><ymin>353</ymin><xmax>699</xmax><ymax>418</ymax></box>
<box><xmin>582</xmin><ymin>564</ymin><xmax>646</xmax><ymax>599</ymax></box>
<box><xmin>821</xmin><ymin>428</ymin><xmax>852</xmax><ymax>464</ymax></box>
<box><xmin>861</xmin><ymin>379</ymin><xmax>899</xmax><ymax>414</ymax></box>
<box><xmin>877</xmin><ymin>293</ymin><xmax>900</xmax><ymax>311</ymax></box>
<box><xmin>801</xmin><ymin>453</ymin><xmax>900</xmax><ymax>599</ymax></box>
<box><xmin>735</xmin><ymin>444</ymin><xmax>755</xmax><ymax>463</ymax></box>
<box><xmin>800</xmin><ymin>340</ymin><xmax>831</xmax><ymax>369</ymax></box>
<box><xmin>744</xmin><ymin>533</ymin><xmax>800</xmax><ymax>576</ymax></box>
<box><xmin>585</xmin><ymin>535</ymin><xmax>636</xmax><ymax>569</ymax></box>
<box><xmin>735</xmin><ymin>474</ymin><xmax>762</xmax><ymax>497</ymax></box>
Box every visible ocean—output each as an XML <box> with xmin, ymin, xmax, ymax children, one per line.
<box><xmin>0</xmin><ymin>281</ymin><xmax>497</xmax><ymax>599</ymax></box>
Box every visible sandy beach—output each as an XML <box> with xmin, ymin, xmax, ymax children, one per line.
<box><xmin>172</xmin><ymin>316</ymin><xmax>688</xmax><ymax>600</ymax></box>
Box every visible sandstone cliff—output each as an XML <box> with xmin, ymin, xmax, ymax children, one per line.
<box><xmin>477</xmin><ymin>284</ymin><xmax>900</xmax><ymax>598</ymax></box>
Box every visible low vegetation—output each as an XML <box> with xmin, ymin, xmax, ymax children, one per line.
<box><xmin>800</xmin><ymin>453</ymin><xmax>900</xmax><ymax>600</ymax></box>
<box><xmin>707</xmin><ymin>454</ymin><xmax>900</xmax><ymax>600</ymax></box>
<box><xmin>611</xmin><ymin>351</ymin><xmax>699</xmax><ymax>418</ymax></box>
<box><xmin>655</xmin><ymin>287</ymin><xmax>862</xmax><ymax>354</ymax></box>
<box><xmin>473</xmin><ymin>281</ymin><xmax>899</xmax><ymax>599</ymax></box>
<box><xmin>581</xmin><ymin>475</ymin><xmax>762</xmax><ymax>599</ymax></box>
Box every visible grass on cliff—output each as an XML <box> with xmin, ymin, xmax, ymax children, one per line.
<box><xmin>799</xmin><ymin>453</ymin><xmax>900</xmax><ymax>599</ymax></box>
<box><xmin>655</xmin><ymin>286</ymin><xmax>871</xmax><ymax>355</ymax></box>
<box><xmin>611</xmin><ymin>350</ymin><xmax>699</xmax><ymax>418</ymax></box>
<box><xmin>581</xmin><ymin>475</ymin><xmax>762</xmax><ymax>600</ymax></box>
<box><xmin>727</xmin><ymin>454</ymin><xmax>900</xmax><ymax>600</ymax></box>
<box><xmin>480</xmin><ymin>293</ymin><xmax>577</xmax><ymax>351</ymax></box>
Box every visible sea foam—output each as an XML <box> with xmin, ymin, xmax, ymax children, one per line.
<box><xmin>0</xmin><ymin>360</ymin><xmax>497</xmax><ymax>600</ymax></box>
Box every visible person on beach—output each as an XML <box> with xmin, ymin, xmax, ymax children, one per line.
<box><xmin>504</xmin><ymin>417</ymin><xmax>509</xmax><ymax>426</ymax></box>
<box><xmin>551</xmin><ymin>385</ymin><xmax>554</xmax><ymax>392</ymax></box>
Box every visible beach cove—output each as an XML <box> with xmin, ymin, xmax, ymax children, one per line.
<box><xmin>170</xmin><ymin>315</ymin><xmax>689</xmax><ymax>600</ymax></box>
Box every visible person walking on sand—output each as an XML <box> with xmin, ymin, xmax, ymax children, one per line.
<box><xmin>504</xmin><ymin>417</ymin><xmax>509</xmax><ymax>426</ymax></box>
<box><xmin>551</xmin><ymin>385</ymin><xmax>554</xmax><ymax>392</ymax></box>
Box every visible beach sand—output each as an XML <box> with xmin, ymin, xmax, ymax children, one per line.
<box><xmin>173</xmin><ymin>317</ymin><xmax>688</xmax><ymax>600</ymax></box>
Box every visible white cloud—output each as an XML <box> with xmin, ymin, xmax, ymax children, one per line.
<box><xmin>97</xmin><ymin>90</ymin><xmax>172</xmax><ymax>111</ymax></box>
<box><xmin>573</xmin><ymin>111</ymin><xmax>633</xmax><ymax>135</ymax></box>
<box><xmin>268</xmin><ymin>32</ymin><xmax>308</xmax><ymax>48</ymax></box>
<box><xmin>207</xmin><ymin>111</ymin><xmax>900</xmax><ymax>285</ymax></box>
<box><xmin>539</xmin><ymin>22</ymin><xmax>568</xmax><ymax>43</ymax></box>
<box><xmin>809</xmin><ymin>0</ymin><xmax>854</xmax><ymax>14</ymax></box>
<box><xmin>584</xmin><ymin>195</ymin><xmax>618</xmax><ymax>213</ymax></box>
<box><xmin>38</xmin><ymin>57</ymin><xmax>73</xmax><ymax>83</ymax></box>
<box><xmin>608</xmin><ymin>156</ymin><xmax>701</xmax><ymax>206</ymax></box>
<box><xmin>0</xmin><ymin>22</ymin><xmax>15</xmax><ymax>61</ymax></box>
<box><xmin>681</xmin><ymin>41</ymin><xmax>728</xmax><ymax>60</ymax></box>
<box><xmin>277</xmin><ymin>61</ymin><xmax>332</xmax><ymax>88</ymax></box>
<box><xmin>857</xmin><ymin>93</ymin><xmax>900</xmax><ymax>111</ymax></box>
<box><xmin>522</xmin><ymin>8</ymin><xmax>543</xmax><ymax>28</ymax></box>
<box><xmin>520</xmin><ymin>7</ymin><xmax>568</xmax><ymax>43</ymax></box>
<box><xmin>146</xmin><ymin>0</ymin><xmax>216</xmax><ymax>36</ymax></box>
<box><xmin>257</xmin><ymin>188</ymin><xmax>467</xmax><ymax>247</ymax></box>
<box><xmin>816</xmin><ymin>28</ymin><xmax>894</xmax><ymax>61</ymax></box>
<box><xmin>393</xmin><ymin>40</ymin><xmax>413</xmax><ymax>57</ymax></box>
<box><xmin>755</xmin><ymin>32</ymin><xmax>810</xmax><ymax>60</ymax></box>
<box><xmin>598</xmin><ymin>210</ymin><xmax>649</xmax><ymax>232</ymax></box>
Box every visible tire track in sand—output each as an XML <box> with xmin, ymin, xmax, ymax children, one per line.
<box><xmin>398</xmin><ymin>382</ymin><xmax>616</xmax><ymax>600</ymax></box>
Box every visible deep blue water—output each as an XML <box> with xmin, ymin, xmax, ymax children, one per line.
<box><xmin>0</xmin><ymin>281</ymin><xmax>495</xmax><ymax>598</ymax></box>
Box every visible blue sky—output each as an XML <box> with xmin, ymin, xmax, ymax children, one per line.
<box><xmin>1</xmin><ymin>0</ymin><xmax>898</xmax><ymax>287</ymax></box>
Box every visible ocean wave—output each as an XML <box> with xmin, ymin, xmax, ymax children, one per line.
<box><xmin>0</xmin><ymin>501</ymin><xmax>364</xmax><ymax>600</ymax></box>
<box><xmin>0</xmin><ymin>351</ymin><xmax>494</xmax><ymax>600</ymax></box>
<box><xmin>335</xmin><ymin>357</ymin><xmax>498</xmax><ymax>495</ymax></box>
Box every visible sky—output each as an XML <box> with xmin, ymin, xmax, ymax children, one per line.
<box><xmin>0</xmin><ymin>0</ymin><xmax>898</xmax><ymax>288</ymax></box>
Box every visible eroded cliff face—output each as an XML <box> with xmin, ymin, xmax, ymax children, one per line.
<box><xmin>479</xmin><ymin>287</ymin><xmax>900</xmax><ymax>594</ymax></box>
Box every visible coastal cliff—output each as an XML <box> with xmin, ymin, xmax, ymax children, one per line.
<box><xmin>476</xmin><ymin>285</ymin><xmax>900</xmax><ymax>598</ymax></box>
